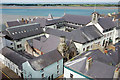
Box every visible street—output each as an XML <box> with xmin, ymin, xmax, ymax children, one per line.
<box><xmin>0</xmin><ymin>69</ymin><xmax>11</xmax><ymax>80</ymax></box>
<box><xmin>0</xmin><ymin>61</ymin><xmax>22</xmax><ymax>80</ymax></box>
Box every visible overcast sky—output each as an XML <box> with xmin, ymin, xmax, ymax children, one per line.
<box><xmin>1</xmin><ymin>0</ymin><xmax>119</xmax><ymax>3</ymax></box>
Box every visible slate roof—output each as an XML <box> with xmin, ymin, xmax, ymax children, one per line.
<box><xmin>65</xmin><ymin>57</ymin><xmax>115</xmax><ymax>78</ymax></box>
<box><xmin>46</xmin><ymin>18</ymin><xmax>64</xmax><ymax>25</ymax></box>
<box><xmin>30</xmin><ymin>18</ymin><xmax>47</xmax><ymax>27</ymax></box>
<box><xmin>64</xmin><ymin>24</ymin><xmax>80</xmax><ymax>29</ymax></box>
<box><xmin>70</xmin><ymin>25</ymin><xmax>103</xmax><ymax>43</ymax></box>
<box><xmin>65</xmin><ymin>46</ymin><xmax>120</xmax><ymax>78</ymax></box>
<box><xmin>46</xmin><ymin>25</ymin><xmax>103</xmax><ymax>44</ymax></box>
<box><xmin>5</xmin><ymin>23</ymin><xmax>44</xmax><ymax>40</ymax></box>
<box><xmin>107</xmin><ymin>45</ymin><xmax>120</xmax><ymax>65</ymax></box>
<box><xmin>62</xmin><ymin>14</ymin><xmax>92</xmax><ymax>25</ymax></box>
<box><xmin>98</xmin><ymin>17</ymin><xmax>115</xmax><ymax>30</ymax></box>
<box><xmin>32</xmin><ymin>35</ymin><xmax>60</xmax><ymax>53</ymax></box>
<box><xmin>0</xmin><ymin>47</ymin><xmax>27</xmax><ymax>70</ymax></box>
<box><xmin>6</xmin><ymin>21</ymin><xmax>26</xmax><ymax>27</ymax></box>
<box><xmin>46</xmin><ymin>28</ymin><xmax>72</xmax><ymax>40</ymax></box>
<box><xmin>29</xmin><ymin>49</ymin><xmax>62</xmax><ymax>71</ymax></box>
<box><xmin>113</xmin><ymin>20</ymin><xmax>120</xmax><ymax>29</ymax></box>
<box><xmin>76</xmin><ymin>49</ymin><xmax>118</xmax><ymax>66</ymax></box>
<box><xmin>115</xmin><ymin>14</ymin><xmax>120</xmax><ymax>19</ymax></box>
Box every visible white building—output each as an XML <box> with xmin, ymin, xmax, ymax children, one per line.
<box><xmin>64</xmin><ymin>47</ymin><xmax>120</xmax><ymax>79</ymax></box>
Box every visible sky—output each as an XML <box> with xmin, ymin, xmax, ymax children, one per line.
<box><xmin>1</xmin><ymin>0</ymin><xmax>120</xmax><ymax>4</ymax></box>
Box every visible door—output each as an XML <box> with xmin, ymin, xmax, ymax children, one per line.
<box><xmin>51</xmin><ymin>74</ymin><xmax>53</xmax><ymax>80</ymax></box>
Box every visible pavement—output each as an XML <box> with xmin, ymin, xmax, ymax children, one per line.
<box><xmin>0</xmin><ymin>61</ymin><xmax>23</xmax><ymax>80</ymax></box>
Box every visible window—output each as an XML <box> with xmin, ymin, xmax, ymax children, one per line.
<box><xmin>98</xmin><ymin>42</ymin><xmax>100</xmax><ymax>45</ymax></box>
<box><xmin>16</xmin><ymin>69</ymin><xmax>18</xmax><ymax>75</ymax></box>
<box><xmin>57</xmin><ymin>65</ymin><xmax>59</xmax><ymax>70</ymax></box>
<box><xmin>87</xmin><ymin>46</ymin><xmax>90</xmax><ymax>50</ymax></box>
<box><xmin>42</xmin><ymin>73</ymin><xmax>44</xmax><ymax>78</ymax></box>
<box><xmin>83</xmin><ymin>48</ymin><xmax>85</xmax><ymax>51</ymax></box>
<box><xmin>28</xmin><ymin>73</ymin><xmax>32</xmax><ymax>78</ymax></box>
<box><xmin>24</xmin><ymin>30</ymin><xmax>26</xmax><ymax>32</ymax></box>
<box><xmin>35</xmin><ymin>28</ymin><xmax>38</xmax><ymax>30</ymax></box>
<box><xmin>17</xmin><ymin>44</ymin><xmax>22</xmax><ymax>48</ymax></box>
<box><xmin>102</xmin><ymin>40</ymin><xmax>105</xmax><ymax>46</ymax></box>
<box><xmin>110</xmin><ymin>32</ymin><xmax>112</xmax><ymax>35</ymax></box>
<box><xmin>104</xmin><ymin>34</ymin><xmax>106</xmax><ymax>37</ymax></box>
<box><xmin>8</xmin><ymin>63</ymin><xmax>10</xmax><ymax>68</ymax></box>
<box><xmin>70</xmin><ymin>73</ymin><xmax>73</xmax><ymax>78</ymax></box>
<box><xmin>91</xmin><ymin>45</ymin><xmax>92</xmax><ymax>48</ymax></box>
<box><xmin>57</xmin><ymin>71</ymin><xmax>59</xmax><ymax>75</ymax></box>
<box><xmin>24</xmin><ymin>70</ymin><xmax>26</xmax><ymax>74</ymax></box>
<box><xmin>12</xmin><ymin>33</ymin><xmax>15</xmax><ymax>35</ymax></box>
<box><xmin>15</xmin><ymin>32</ymin><xmax>17</xmax><ymax>34</ymax></box>
<box><xmin>48</xmin><ymin>76</ymin><xmax>50</xmax><ymax>80</ymax></box>
<box><xmin>21</xmin><ymin>31</ymin><xmax>23</xmax><ymax>33</ymax></box>
<box><xmin>41</xmin><ymin>68</ymin><xmax>44</xmax><ymax>72</ymax></box>
<box><xmin>11</xmin><ymin>43</ymin><xmax>13</xmax><ymax>45</ymax></box>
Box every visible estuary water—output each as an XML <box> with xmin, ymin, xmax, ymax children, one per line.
<box><xmin>1</xmin><ymin>8</ymin><xmax>118</xmax><ymax>17</ymax></box>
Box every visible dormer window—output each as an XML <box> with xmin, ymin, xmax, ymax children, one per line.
<box><xmin>15</xmin><ymin>32</ymin><xmax>17</xmax><ymax>34</ymax></box>
<box><xmin>24</xmin><ymin>30</ymin><xmax>26</xmax><ymax>32</ymax></box>
<box><xmin>21</xmin><ymin>31</ymin><xmax>23</xmax><ymax>33</ymax></box>
<box><xmin>35</xmin><ymin>28</ymin><xmax>38</xmax><ymax>30</ymax></box>
<box><xmin>12</xmin><ymin>33</ymin><xmax>15</xmax><ymax>35</ymax></box>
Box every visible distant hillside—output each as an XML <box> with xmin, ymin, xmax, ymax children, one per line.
<box><xmin>1</xmin><ymin>4</ymin><xmax>118</xmax><ymax>7</ymax></box>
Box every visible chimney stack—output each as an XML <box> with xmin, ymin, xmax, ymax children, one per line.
<box><xmin>29</xmin><ymin>18</ymin><xmax>31</xmax><ymax>23</ymax></box>
<box><xmin>25</xmin><ymin>19</ymin><xmax>28</xmax><ymax>24</ymax></box>
<box><xmin>22</xmin><ymin>18</ymin><xmax>24</xmax><ymax>22</ymax></box>
<box><xmin>104</xmin><ymin>49</ymin><xmax>108</xmax><ymax>55</ymax></box>
<box><xmin>86</xmin><ymin>57</ymin><xmax>93</xmax><ymax>71</ymax></box>
<box><xmin>113</xmin><ymin>67</ymin><xmax>120</xmax><ymax>79</ymax></box>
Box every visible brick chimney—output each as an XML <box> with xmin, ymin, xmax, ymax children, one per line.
<box><xmin>104</xmin><ymin>49</ymin><xmax>108</xmax><ymax>55</ymax></box>
<box><xmin>86</xmin><ymin>57</ymin><xmax>93</xmax><ymax>71</ymax></box>
<box><xmin>113</xmin><ymin>67</ymin><xmax>120</xmax><ymax>79</ymax></box>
